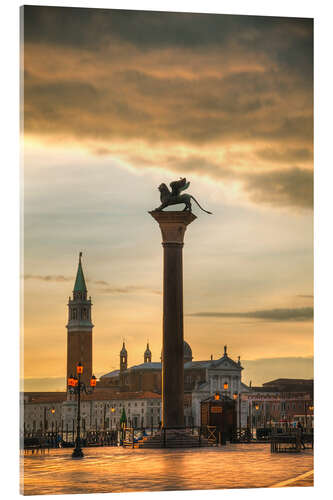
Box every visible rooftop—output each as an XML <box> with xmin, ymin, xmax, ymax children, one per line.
<box><xmin>23</xmin><ymin>390</ymin><xmax>161</xmax><ymax>403</ymax></box>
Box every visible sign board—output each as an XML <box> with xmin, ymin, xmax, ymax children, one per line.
<box><xmin>211</xmin><ymin>406</ymin><xmax>222</xmax><ymax>414</ymax></box>
<box><xmin>242</xmin><ymin>394</ymin><xmax>310</xmax><ymax>402</ymax></box>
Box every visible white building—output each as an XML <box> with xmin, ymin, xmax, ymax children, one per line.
<box><xmin>22</xmin><ymin>392</ymin><xmax>162</xmax><ymax>434</ymax></box>
<box><xmin>188</xmin><ymin>346</ymin><xmax>250</xmax><ymax>427</ymax></box>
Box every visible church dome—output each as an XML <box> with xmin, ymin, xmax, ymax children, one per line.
<box><xmin>160</xmin><ymin>340</ymin><xmax>193</xmax><ymax>362</ymax></box>
<box><xmin>184</xmin><ymin>341</ymin><xmax>193</xmax><ymax>362</ymax></box>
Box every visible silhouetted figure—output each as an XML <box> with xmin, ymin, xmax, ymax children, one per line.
<box><xmin>297</xmin><ymin>421</ymin><xmax>306</xmax><ymax>449</ymax></box>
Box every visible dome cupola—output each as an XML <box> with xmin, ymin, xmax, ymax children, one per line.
<box><xmin>184</xmin><ymin>340</ymin><xmax>193</xmax><ymax>363</ymax></box>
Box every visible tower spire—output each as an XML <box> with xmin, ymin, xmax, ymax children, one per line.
<box><xmin>144</xmin><ymin>341</ymin><xmax>152</xmax><ymax>363</ymax></box>
<box><xmin>73</xmin><ymin>251</ymin><xmax>87</xmax><ymax>297</ymax></box>
<box><xmin>66</xmin><ymin>252</ymin><xmax>93</xmax><ymax>395</ymax></box>
<box><xmin>120</xmin><ymin>341</ymin><xmax>128</xmax><ymax>371</ymax></box>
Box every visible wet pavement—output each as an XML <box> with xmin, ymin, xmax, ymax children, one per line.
<box><xmin>21</xmin><ymin>443</ymin><xmax>313</xmax><ymax>495</ymax></box>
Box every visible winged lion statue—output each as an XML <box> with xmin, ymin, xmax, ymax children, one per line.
<box><xmin>153</xmin><ymin>178</ymin><xmax>212</xmax><ymax>214</ymax></box>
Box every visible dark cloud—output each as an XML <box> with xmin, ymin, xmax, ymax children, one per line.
<box><xmin>243</xmin><ymin>167</ymin><xmax>313</xmax><ymax>209</ymax></box>
<box><xmin>241</xmin><ymin>356</ymin><xmax>313</xmax><ymax>386</ymax></box>
<box><xmin>98</xmin><ymin>286</ymin><xmax>161</xmax><ymax>295</ymax></box>
<box><xmin>23</xmin><ymin>6</ymin><xmax>312</xmax><ymax>65</ymax></box>
<box><xmin>124</xmin><ymin>152</ymin><xmax>313</xmax><ymax>210</ymax></box>
<box><xmin>24</xmin><ymin>274</ymin><xmax>73</xmax><ymax>282</ymax></box>
<box><xmin>255</xmin><ymin>148</ymin><xmax>313</xmax><ymax>164</ymax></box>
<box><xmin>23</xmin><ymin>275</ymin><xmax>159</xmax><ymax>294</ymax></box>
<box><xmin>188</xmin><ymin>307</ymin><xmax>313</xmax><ymax>321</ymax></box>
<box><xmin>24</xmin><ymin>68</ymin><xmax>312</xmax><ymax>146</ymax></box>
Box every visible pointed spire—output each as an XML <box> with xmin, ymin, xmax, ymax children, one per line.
<box><xmin>74</xmin><ymin>252</ymin><xmax>87</xmax><ymax>293</ymax></box>
<box><xmin>120</xmin><ymin>341</ymin><xmax>127</xmax><ymax>355</ymax></box>
<box><xmin>224</xmin><ymin>345</ymin><xmax>227</xmax><ymax>356</ymax></box>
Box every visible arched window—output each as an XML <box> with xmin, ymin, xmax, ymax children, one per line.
<box><xmin>72</xmin><ymin>309</ymin><xmax>77</xmax><ymax>320</ymax></box>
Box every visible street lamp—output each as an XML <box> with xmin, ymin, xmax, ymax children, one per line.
<box><xmin>255</xmin><ymin>404</ymin><xmax>259</xmax><ymax>430</ymax></box>
<box><xmin>223</xmin><ymin>382</ymin><xmax>229</xmax><ymax>390</ymax></box>
<box><xmin>68</xmin><ymin>363</ymin><xmax>96</xmax><ymax>458</ymax></box>
<box><xmin>110</xmin><ymin>407</ymin><xmax>115</xmax><ymax>429</ymax></box>
<box><xmin>308</xmin><ymin>404</ymin><xmax>314</xmax><ymax>429</ymax></box>
<box><xmin>233</xmin><ymin>392</ymin><xmax>240</xmax><ymax>434</ymax></box>
<box><xmin>43</xmin><ymin>406</ymin><xmax>56</xmax><ymax>432</ymax></box>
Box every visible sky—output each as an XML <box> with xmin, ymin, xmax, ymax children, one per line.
<box><xmin>22</xmin><ymin>5</ymin><xmax>313</xmax><ymax>391</ymax></box>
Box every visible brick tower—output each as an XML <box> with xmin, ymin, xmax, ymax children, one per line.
<box><xmin>66</xmin><ymin>252</ymin><xmax>93</xmax><ymax>389</ymax></box>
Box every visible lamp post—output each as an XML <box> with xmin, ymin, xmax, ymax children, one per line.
<box><xmin>254</xmin><ymin>404</ymin><xmax>259</xmax><ymax>435</ymax></box>
<box><xmin>68</xmin><ymin>362</ymin><xmax>96</xmax><ymax>458</ymax></box>
<box><xmin>110</xmin><ymin>407</ymin><xmax>115</xmax><ymax>429</ymax></box>
<box><xmin>233</xmin><ymin>392</ymin><xmax>239</xmax><ymax>433</ymax></box>
<box><xmin>308</xmin><ymin>404</ymin><xmax>314</xmax><ymax>429</ymax></box>
<box><xmin>43</xmin><ymin>406</ymin><xmax>56</xmax><ymax>433</ymax></box>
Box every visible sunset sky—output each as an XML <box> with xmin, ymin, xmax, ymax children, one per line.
<box><xmin>22</xmin><ymin>6</ymin><xmax>313</xmax><ymax>391</ymax></box>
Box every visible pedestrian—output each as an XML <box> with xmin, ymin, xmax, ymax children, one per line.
<box><xmin>56</xmin><ymin>434</ymin><xmax>61</xmax><ymax>448</ymax></box>
<box><xmin>297</xmin><ymin>422</ymin><xmax>305</xmax><ymax>449</ymax></box>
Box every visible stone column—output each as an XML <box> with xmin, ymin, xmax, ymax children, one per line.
<box><xmin>150</xmin><ymin>211</ymin><xmax>196</xmax><ymax>429</ymax></box>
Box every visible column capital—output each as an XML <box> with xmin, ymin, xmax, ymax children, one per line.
<box><xmin>149</xmin><ymin>210</ymin><xmax>197</xmax><ymax>244</ymax></box>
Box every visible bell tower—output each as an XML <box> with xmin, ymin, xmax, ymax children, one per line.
<box><xmin>144</xmin><ymin>342</ymin><xmax>152</xmax><ymax>363</ymax></box>
<box><xmin>66</xmin><ymin>252</ymin><xmax>93</xmax><ymax>388</ymax></box>
<box><xmin>120</xmin><ymin>342</ymin><xmax>128</xmax><ymax>371</ymax></box>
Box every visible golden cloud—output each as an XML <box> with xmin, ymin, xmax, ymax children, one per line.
<box><xmin>22</xmin><ymin>7</ymin><xmax>313</xmax><ymax>210</ymax></box>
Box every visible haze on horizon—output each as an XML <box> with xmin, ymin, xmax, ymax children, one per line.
<box><xmin>22</xmin><ymin>6</ymin><xmax>313</xmax><ymax>392</ymax></box>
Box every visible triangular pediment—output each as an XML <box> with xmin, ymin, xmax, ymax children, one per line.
<box><xmin>212</xmin><ymin>356</ymin><xmax>240</xmax><ymax>370</ymax></box>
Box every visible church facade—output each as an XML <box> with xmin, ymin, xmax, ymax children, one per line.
<box><xmin>97</xmin><ymin>340</ymin><xmax>249</xmax><ymax>426</ymax></box>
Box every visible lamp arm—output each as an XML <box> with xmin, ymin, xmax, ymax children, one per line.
<box><xmin>81</xmin><ymin>383</ymin><xmax>95</xmax><ymax>395</ymax></box>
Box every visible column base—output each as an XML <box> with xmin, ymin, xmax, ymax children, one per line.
<box><xmin>137</xmin><ymin>427</ymin><xmax>209</xmax><ymax>448</ymax></box>
<box><xmin>72</xmin><ymin>447</ymin><xmax>84</xmax><ymax>458</ymax></box>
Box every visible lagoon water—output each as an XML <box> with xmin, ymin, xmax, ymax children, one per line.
<box><xmin>21</xmin><ymin>443</ymin><xmax>313</xmax><ymax>495</ymax></box>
